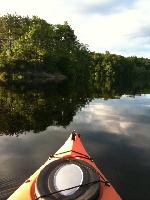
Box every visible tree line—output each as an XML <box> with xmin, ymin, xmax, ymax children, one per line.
<box><xmin>90</xmin><ymin>51</ymin><xmax>150</xmax><ymax>80</ymax></box>
<box><xmin>0</xmin><ymin>14</ymin><xmax>150</xmax><ymax>80</ymax></box>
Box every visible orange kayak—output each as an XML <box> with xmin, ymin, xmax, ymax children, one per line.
<box><xmin>8</xmin><ymin>131</ymin><xmax>122</xmax><ymax>200</ymax></box>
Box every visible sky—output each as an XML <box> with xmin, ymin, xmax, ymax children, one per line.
<box><xmin>0</xmin><ymin>0</ymin><xmax>150</xmax><ymax>58</ymax></box>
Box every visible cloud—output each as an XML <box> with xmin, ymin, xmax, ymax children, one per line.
<box><xmin>128</xmin><ymin>25</ymin><xmax>150</xmax><ymax>53</ymax></box>
<box><xmin>71</xmin><ymin>0</ymin><xmax>138</xmax><ymax>16</ymax></box>
<box><xmin>133</xmin><ymin>25</ymin><xmax>150</xmax><ymax>39</ymax></box>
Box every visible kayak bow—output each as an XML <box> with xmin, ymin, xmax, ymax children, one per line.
<box><xmin>8</xmin><ymin>131</ymin><xmax>122</xmax><ymax>200</ymax></box>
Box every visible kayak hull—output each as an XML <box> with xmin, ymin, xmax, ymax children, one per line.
<box><xmin>8</xmin><ymin>132</ymin><xmax>121</xmax><ymax>200</ymax></box>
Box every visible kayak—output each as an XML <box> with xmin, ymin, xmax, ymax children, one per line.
<box><xmin>8</xmin><ymin>131</ymin><xmax>122</xmax><ymax>200</ymax></box>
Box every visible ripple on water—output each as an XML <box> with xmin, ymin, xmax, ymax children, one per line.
<box><xmin>101</xmin><ymin>164</ymin><xmax>150</xmax><ymax>200</ymax></box>
<box><xmin>0</xmin><ymin>163</ymin><xmax>40</xmax><ymax>200</ymax></box>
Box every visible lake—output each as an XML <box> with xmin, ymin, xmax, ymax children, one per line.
<box><xmin>0</xmin><ymin>79</ymin><xmax>150</xmax><ymax>200</ymax></box>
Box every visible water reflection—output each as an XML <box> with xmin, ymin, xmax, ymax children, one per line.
<box><xmin>0</xmin><ymin>78</ymin><xmax>150</xmax><ymax>136</ymax></box>
<box><xmin>71</xmin><ymin>95</ymin><xmax>150</xmax><ymax>158</ymax></box>
<box><xmin>0</xmin><ymin>94</ymin><xmax>150</xmax><ymax>199</ymax></box>
<box><xmin>0</xmin><ymin>79</ymin><xmax>150</xmax><ymax>199</ymax></box>
<box><xmin>72</xmin><ymin>96</ymin><xmax>149</xmax><ymax>137</ymax></box>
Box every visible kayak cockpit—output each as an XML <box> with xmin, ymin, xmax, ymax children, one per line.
<box><xmin>35</xmin><ymin>158</ymin><xmax>100</xmax><ymax>200</ymax></box>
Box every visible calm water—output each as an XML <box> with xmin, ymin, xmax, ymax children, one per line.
<box><xmin>0</xmin><ymin>80</ymin><xmax>150</xmax><ymax>200</ymax></box>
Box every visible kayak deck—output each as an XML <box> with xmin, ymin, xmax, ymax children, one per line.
<box><xmin>8</xmin><ymin>131</ymin><xmax>122</xmax><ymax>200</ymax></box>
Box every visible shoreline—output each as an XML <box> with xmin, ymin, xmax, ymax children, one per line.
<box><xmin>0</xmin><ymin>71</ymin><xmax>67</xmax><ymax>82</ymax></box>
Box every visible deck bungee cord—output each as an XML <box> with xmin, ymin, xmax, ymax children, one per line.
<box><xmin>49</xmin><ymin>150</ymin><xmax>111</xmax><ymax>184</ymax></box>
<box><xmin>49</xmin><ymin>150</ymin><xmax>94</xmax><ymax>160</ymax></box>
<box><xmin>35</xmin><ymin>180</ymin><xmax>105</xmax><ymax>200</ymax></box>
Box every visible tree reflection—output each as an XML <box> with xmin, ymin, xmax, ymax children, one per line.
<box><xmin>0</xmin><ymin>78</ymin><xmax>150</xmax><ymax>136</ymax></box>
